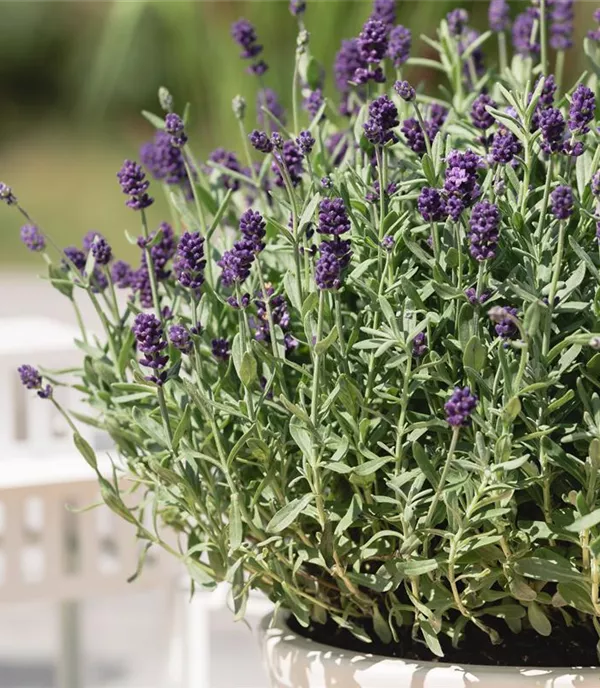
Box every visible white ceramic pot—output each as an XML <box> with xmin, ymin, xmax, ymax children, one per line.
<box><xmin>259</xmin><ymin>612</ymin><xmax>600</xmax><ymax>688</ymax></box>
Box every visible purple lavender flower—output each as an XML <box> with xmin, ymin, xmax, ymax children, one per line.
<box><xmin>401</xmin><ymin>118</ymin><xmax>426</xmax><ymax>154</ymax></box>
<box><xmin>490</xmin><ymin>306</ymin><xmax>519</xmax><ymax>340</ymax></box>
<box><xmin>469</xmin><ymin>201</ymin><xmax>501</xmax><ymax>261</ymax></box>
<box><xmin>447</xmin><ymin>9</ymin><xmax>469</xmax><ymax>36</ymax></box>
<box><xmin>363</xmin><ymin>94</ymin><xmax>399</xmax><ymax>145</ymax></box>
<box><xmin>315</xmin><ymin>251</ymin><xmax>342</xmax><ymax>291</ymax></box>
<box><xmin>169</xmin><ymin>324</ymin><xmax>193</xmax><ymax>354</ymax></box>
<box><xmin>254</xmin><ymin>288</ymin><xmax>294</xmax><ymax>350</ymax></box>
<box><xmin>444</xmin><ymin>149</ymin><xmax>483</xmax><ymax>215</ymax></box>
<box><xmin>140</xmin><ymin>130</ymin><xmax>191</xmax><ymax>196</ymax></box>
<box><xmin>249</xmin><ymin>130</ymin><xmax>273</xmax><ymax>154</ymax></box>
<box><xmin>358</xmin><ymin>18</ymin><xmax>388</xmax><ymax>65</ymax></box>
<box><xmin>318</xmin><ymin>198</ymin><xmax>351</xmax><ymax>236</ymax></box>
<box><xmin>248</xmin><ymin>60</ymin><xmax>268</xmax><ymax>77</ymax></box>
<box><xmin>320</xmin><ymin>237</ymin><xmax>352</xmax><ymax>270</ymax></box>
<box><xmin>0</xmin><ymin>182</ymin><xmax>17</xmax><ymax>206</ymax></box>
<box><xmin>367</xmin><ymin>180</ymin><xmax>398</xmax><ymax>204</ymax></box>
<box><xmin>89</xmin><ymin>234</ymin><xmax>112</xmax><ymax>266</ymax></box>
<box><xmin>18</xmin><ymin>364</ymin><xmax>52</xmax><ymax>399</ymax></box>
<box><xmin>445</xmin><ymin>386</ymin><xmax>478</xmax><ymax>426</ymax></box>
<box><xmin>458</xmin><ymin>29</ymin><xmax>485</xmax><ymax>88</ymax></box>
<box><xmin>550</xmin><ymin>185</ymin><xmax>574</xmax><ymax>220</ymax></box>
<box><xmin>231</xmin><ymin>19</ymin><xmax>263</xmax><ymax>59</ymax></box>
<box><xmin>539</xmin><ymin>74</ymin><xmax>557</xmax><ymax>110</ymax></box>
<box><xmin>271</xmin><ymin>132</ymin><xmax>284</xmax><ymax>150</ymax></box>
<box><xmin>568</xmin><ymin>84</ymin><xmax>596</xmax><ymax>134</ymax></box>
<box><xmin>321</xmin><ymin>176</ymin><xmax>332</xmax><ymax>189</ymax></box>
<box><xmin>371</xmin><ymin>0</ymin><xmax>396</xmax><ymax>30</ymax></box>
<box><xmin>418</xmin><ymin>188</ymin><xmax>447</xmax><ymax>222</ymax></box>
<box><xmin>470</xmin><ymin>93</ymin><xmax>497</xmax><ymax>131</ymax></box>
<box><xmin>257</xmin><ymin>88</ymin><xmax>286</xmax><ymax>131</ymax></box>
<box><xmin>412</xmin><ymin>332</ymin><xmax>428</xmax><ymax>358</ymax></box>
<box><xmin>132</xmin><ymin>313</ymin><xmax>169</xmax><ymax>384</ymax></box>
<box><xmin>218</xmin><ymin>241</ymin><xmax>255</xmax><ymax>287</ymax></box>
<box><xmin>490</xmin><ymin>128</ymin><xmax>521</xmax><ymax>164</ymax></box>
<box><xmin>111</xmin><ymin>260</ymin><xmax>133</xmax><ymax>288</ymax></box>
<box><xmin>592</xmin><ymin>171</ymin><xmax>600</xmax><ymax>198</ymax></box>
<box><xmin>297</xmin><ymin>130</ymin><xmax>315</xmax><ymax>155</ymax></box>
<box><xmin>272</xmin><ymin>140</ymin><xmax>304</xmax><ymax>187</ymax></box>
<box><xmin>132</xmin><ymin>266</ymin><xmax>153</xmax><ymax>308</ymax></box>
<box><xmin>289</xmin><ymin>0</ymin><xmax>306</xmax><ymax>16</ymax></box>
<box><xmin>164</xmin><ymin>113</ymin><xmax>187</xmax><ymax>148</ymax></box>
<box><xmin>539</xmin><ymin>107</ymin><xmax>566</xmax><ymax>153</ymax></box>
<box><xmin>489</xmin><ymin>0</ymin><xmax>510</xmax><ymax>32</ymax></box>
<box><xmin>303</xmin><ymin>89</ymin><xmax>325</xmax><ymax>121</ymax></box>
<box><xmin>20</xmin><ymin>225</ymin><xmax>45</xmax><ymax>252</ymax></box>
<box><xmin>64</xmin><ymin>246</ymin><xmax>87</xmax><ymax>272</ymax></box>
<box><xmin>334</xmin><ymin>38</ymin><xmax>365</xmax><ymax>93</ymax></box>
<box><xmin>589</xmin><ymin>10</ymin><xmax>600</xmax><ymax>41</ymax></box>
<box><xmin>394</xmin><ymin>80</ymin><xmax>415</xmax><ymax>102</ymax></box>
<box><xmin>175</xmin><ymin>231</ymin><xmax>206</xmax><ymax>292</ymax></box>
<box><xmin>240</xmin><ymin>209</ymin><xmax>266</xmax><ymax>252</ymax></box>
<box><xmin>465</xmin><ymin>288</ymin><xmax>491</xmax><ymax>306</ymax></box>
<box><xmin>149</xmin><ymin>222</ymin><xmax>177</xmax><ymax>279</ymax></box>
<box><xmin>388</xmin><ymin>25</ymin><xmax>411</xmax><ymax>66</ymax></box>
<box><xmin>212</xmin><ymin>338</ymin><xmax>230</xmax><ymax>362</ymax></box>
<box><xmin>117</xmin><ymin>160</ymin><xmax>153</xmax><ymax>211</ymax></box>
<box><xmin>208</xmin><ymin>148</ymin><xmax>243</xmax><ymax>191</ymax></box>
<box><xmin>82</xmin><ymin>231</ymin><xmax>101</xmax><ymax>252</ymax></box>
<box><xmin>382</xmin><ymin>235</ymin><xmax>395</xmax><ymax>251</ymax></box>
<box><xmin>325</xmin><ymin>132</ymin><xmax>349</xmax><ymax>166</ymax></box>
<box><xmin>549</xmin><ymin>0</ymin><xmax>574</xmax><ymax>51</ymax></box>
<box><xmin>512</xmin><ymin>8</ymin><xmax>540</xmax><ymax>56</ymax></box>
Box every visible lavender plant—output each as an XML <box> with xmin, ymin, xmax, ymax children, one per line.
<box><xmin>6</xmin><ymin>0</ymin><xmax>600</xmax><ymax>663</ymax></box>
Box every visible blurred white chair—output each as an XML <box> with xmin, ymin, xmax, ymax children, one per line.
<box><xmin>0</xmin><ymin>317</ymin><xmax>182</xmax><ymax>688</ymax></box>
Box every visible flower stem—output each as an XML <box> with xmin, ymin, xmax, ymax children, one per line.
<box><xmin>539</xmin><ymin>0</ymin><xmax>548</xmax><ymax>77</ymax></box>
<box><xmin>140</xmin><ymin>210</ymin><xmax>164</xmax><ymax>322</ymax></box>
<box><xmin>498</xmin><ymin>31</ymin><xmax>507</xmax><ymax>74</ymax></box>
<box><xmin>543</xmin><ymin>219</ymin><xmax>567</xmax><ymax>356</ymax></box>
<box><xmin>424</xmin><ymin>427</ymin><xmax>460</xmax><ymax>529</ymax></box>
<box><xmin>535</xmin><ymin>156</ymin><xmax>554</xmax><ymax>244</ymax></box>
<box><xmin>394</xmin><ymin>351</ymin><xmax>413</xmax><ymax>471</ymax></box>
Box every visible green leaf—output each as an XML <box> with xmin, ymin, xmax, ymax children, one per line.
<box><xmin>335</xmin><ymin>494</ymin><xmax>362</xmax><ymax>536</ymax></box>
<box><xmin>315</xmin><ymin>325</ymin><xmax>338</xmax><ymax>355</ymax></box>
<box><xmin>239</xmin><ymin>351</ymin><xmax>257</xmax><ymax>388</ymax></box>
<box><xmin>372</xmin><ymin>606</ymin><xmax>392</xmax><ymax>644</ymax></box>
<box><xmin>289</xmin><ymin>420</ymin><xmax>313</xmax><ymax>461</ymax></box>
<box><xmin>141</xmin><ymin>109</ymin><xmax>165</xmax><ymax>130</ymax></box>
<box><xmin>353</xmin><ymin>455</ymin><xmax>392</xmax><ymax>477</ymax></box>
<box><xmin>503</xmin><ymin>396</ymin><xmax>521</xmax><ymax>423</ymax></box>
<box><xmin>229</xmin><ymin>493</ymin><xmax>243</xmax><ymax>552</ymax></box>
<box><xmin>524</xmin><ymin>301</ymin><xmax>542</xmax><ymax>338</ymax></box>
<box><xmin>172</xmin><ymin>404</ymin><xmax>192</xmax><ymax>452</ymax></box>
<box><xmin>513</xmin><ymin>553</ymin><xmax>580</xmax><ymax>583</ymax></box>
<box><xmin>284</xmin><ymin>271</ymin><xmax>302</xmax><ymax>312</ymax></box>
<box><xmin>566</xmin><ymin>508</ymin><xmax>600</xmax><ymax>533</ymax></box>
<box><xmin>73</xmin><ymin>433</ymin><xmax>98</xmax><ymax>470</ymax></box>
<box><xmin>267</xmin><ymin>494</ymin><xmax>313</xmax><ymax>533</ymax></box>
<box><xmin>463</xmin><ymin>335</ymin><xmax>487</xmax><ymax>372</ymax></box>
<box><xmin>527</xmin><ymin>602</ymin><xmax>552</xmax><ymax>637</ymax></box>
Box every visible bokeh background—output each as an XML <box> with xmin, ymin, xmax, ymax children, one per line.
<box><xmin>1</xmin><ymin>0</ymin><xmax>596</xmax><ymax>272</ymax></box>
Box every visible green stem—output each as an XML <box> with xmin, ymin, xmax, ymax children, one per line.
<box><xmin>543</xmin><ymin>219</ymin><xmax>566</xmax><ymax>356</ymax></box>
<box><xmin>310</xmin><ymin>290</ymin><xmax>327</xmax><ymax>528</ymax></box>
<box><xmin>394</xmin><ymin>351</ymin><xmax>413</xmax><ymax>471</ymax></box>
<box><xmin>413</xmin><ymin>103</ymin><xmax>433</xmax><ymax>164</ymax></box>
<box><xmin>157</xmin><ymin>387</ymin><xmax>173</xmax><ymax>445</ymax></box>
<box><xmin>498</xmin><ymin>31</ymin><xmax>508</xmax><ymax>75</ymax></box>
<box><xmin>424</xmin><ymin>427</ymin><xmax>460</xmax><ymax>529</ymax></box>
<box><xmin>539</xmin><ymin>0</ymin><xmax>548</xmax><ymax>77</ymax></box>
<box><xmin>430</xmin><ymin>220</ymin><xmax>441</xmax><ymax>264</ymax></box>
<box><xmin>535</xmin><ymin>157</ymin><xmax>554</xmax><ymax>244</ymax></box>
<box><xmin>334</xmin><ymin>293</ymin><xmax>349</xmax><ymax>376</ymax></box>
<box><xmin>140</xmin><ymin>210</ymin><xmax>164</xmax><ymax>321</ymax></box>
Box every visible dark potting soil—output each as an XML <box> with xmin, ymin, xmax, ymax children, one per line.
<box><xmin>289</xmin><ymin>615</ymin><xmax>599</xmax><ymax>668</ymax></box>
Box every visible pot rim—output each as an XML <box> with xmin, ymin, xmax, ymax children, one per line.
<box><xmin>259</xmin><ymin>610</ymin><xmax>600</xmax><ymax>679</ymax></box>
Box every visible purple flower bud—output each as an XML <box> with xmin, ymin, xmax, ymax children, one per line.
<box><xmin>218</xmin><ymin>241</ymin><xmax>255</xmax><ymax>287</ymax></box>
<box><xmin>0</xmin><ymin>182</ymin><xmax>17</xmax><ymax>206</ymax></box>
<box><xmin>91</xmin><ymin>234</ymin><xmax>113</xmax><ymax>266</ymax></box>
<box><xmin>394</xmin><ymin>80</ymin><xmax>415</xmax><ymax>102</ymax></box>
<box><xmin>169</xmin><ymin>324</ymin><xmax>193</xmax><ymax>354</ymax></box>
<box><xmin>468</xmin><ymin>201</ymin><xmax>501</xmax><ymax>262</ymax></box>
<box><xmin>132</xmin><ymin>313</ymin><xmax>169</xmax><ymax>384</ymax></box>
<box><xmin>549</xmin><ymin>0</ymin><xmax>574</xmax><ymax>51</ymax></box>
<box><xmin>490</xmin><ymin>128</ymin><xmax>521</xmax><ymax>164</ymax></box>
<box><xmin>257</xmin><ymin>88</ymin><xmax>286</xmax><ymax>131</ymax></box>
<box><xmin>568</xmin><ymin>84</ymin><xmax>596</xmax><ymax>134</ymax></box>
<box><xmin>318</xmin><ymin>198</ymin><xmax>351</xmax><ymax>236</ymax></box>
<box><xmin>321</xmin><ymin>176</ymin><xmax>332</xmax><ymax>189</ymax></box>
<box><xmin>382</xmin><ymin>235</ymin><xmax>395</xmax><ymax>251</ymax></box>
<box><xmin>465</xmin><ymin>288</ymin><xmax>491</xmax><ymax>306</ymax></box>
<box><xmin>489</xmin><ymin>305</ymin><xmax>519</xmax><ymax>340</ymax></box>
<box><xmin>20</xmin><ymin>225</ymin><xmax>45</xmax><ymax>252</ymax></box>
<box><xmin>550</xmin><ymin>185</ymin><xmax>574</xmax><ymax>220</ymax></box>
<box><xmin>140</xmin><ymin>131</ymin><xmax>192</xmax><ymax>198</ymax></box>
<box><xmin>164</xmin><ymin>113</ymin><xmax>188</xmax><ymax>148</ymax></box>
<box><xmin>447</xmin><ymin>8</ymin><xmax>469</xmax><ymax>36</ymax></box>
<box><xmin>489</xmin><ymin>0</ymin><xmax>511</xmax><ymax>32</ymax></box>
<box><xmin>334</xmin><ymin>38</ymin><xmax>365</xmax><ymax>94</ymax></box>
<box><xmin>315</xmin><ymin>251</ymin><xmax>342</xmax><ymax>291</ymax></box>
<box><xmin>212</xmin><ymin>338</ymin><xmax>230</xmax><ymax>362</ymax></box>
<box><xmin>303</xmin><ymin>89</ymin><xmax>325</xmax><ymax>121</ymax></box>
<box><xmin>208</xmin><ymin>148</ymin><xmax>243</xmax><ymax>192</ymax></box>
<box><xmin>249</xmin><ymin>129</ymin><xmax>273</xmax><ymax>154</ymax></box>
<box><xmin>175</xmin><ymin>232</ymin><xmax>206</xmax><ymax>292</ymax></box>
<box><xmin>18</xmin><ymin>364</ymin><xmax>42</xmax><ymax>390</ymax></box>
<box><xmin>512</xmin><ymin>8</ymin><xmax>540</xmax><ymax>56</ymax></box>
<box><xmin>412</xmin><ymin>332</ymin><xmax>428</xmax><ymax>358</ymax></box>
<box><xmin>272</xmin><ymin>140</ymin><xmax>304</xmax><ymax>187</ymax></box>
<box><xmin>231</xmin><ymin>19</ymin><xmax>263</xmax><ymax>59</ymax></box>
<box><xmin>418</xmin><ymin>187</ymin><xmax>447</xmax><ymax>222</ymax></box>
<box><xmin>363</xmin><ymin>94</ymin><xmax>399</xmax><ymax>144</ymax></box>
<box><xmin>111</xmin><ymin>260</ymin><xmax>134</xmax><ymax>288</ymax></box>
<box><xmin>592</xmin><ymin>171</ymin><xmax>600</xmax><ymax>198</ymax></box>
<box><xmin>358</xmin><ymin>18</ymin><xmax>388</xmax><ymax>64</ymax></box>
<box><xmin>64</xmin><ymin>246</ymin><xmax>87</xmax><ymax>272</ymax></box>
<box><xmin>289</xmin><ymin>0</ymin><xmax>306</xmax><ymax>16</ymax></box>
<box><xmin>445</xmin><ymin>386</ymin><xmax>477</xmax><ymax>427</ymax></box>
<box><xmin>371</xmin><ymin>0</ymin><xmax>397</xmax><ymax>29</ymax></box>
<box><xmin>117</xmin><ymin>160</ymin><xmax>154</xmax><ymax>211</ymax></box>
<box><xmin>388</xmin><ymin>25</ymin><xmax>411</xmax><ymax>67</ymax></box>
<box><xmin>296</xmin><ymin>130</ymin><xmax>316</xmax><ymax>155</ymax></box>
<box><xmin>470</xmin><ymin>93</ymin><xmax>496</xmax><ymax>131</ymax></box>
<box><xmin>240</xmin><ymin>208</ymin><xmax>266</xmax><ymax>253</ymax></box>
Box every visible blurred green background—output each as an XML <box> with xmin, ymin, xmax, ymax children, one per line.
<box><xmin>0</xmin><ymin>0</ymin><xmax>595</xmax><ymax>267</ymax></box>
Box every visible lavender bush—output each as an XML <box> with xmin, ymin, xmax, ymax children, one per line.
<box><xmin>7</xmin><ymin>0</ymin><xmax>600</xmax><ymax>661</ymax></box>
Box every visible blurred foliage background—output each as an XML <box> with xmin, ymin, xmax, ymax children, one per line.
<box><xmin>0</xmin><ymin>0</ymin><xmax>596</xmax><ymax>267</ymax></box>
